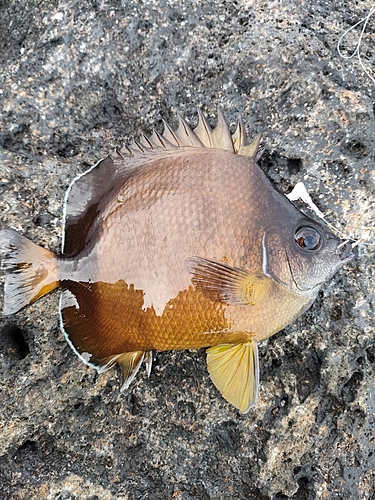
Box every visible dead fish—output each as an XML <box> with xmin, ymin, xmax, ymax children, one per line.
<box><xmin>0</xmin><ymin>109</ymin><xmax>354</xmax><ymax>413</ymax></box>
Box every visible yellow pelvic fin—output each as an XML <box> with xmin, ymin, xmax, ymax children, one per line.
<box><xmin>186</xmin><ymin>256</ymin><xmax>271</xmax><ymax>305</ymax></box>
<box><xmin>144</xmin><ymin>351</ymin><xmax>153</xmax><ymax>377</ymax></box>
<box><xmin>207</xmin><ymin>341</ymin><xmax>259</xmax><ymax>413</ymax></box>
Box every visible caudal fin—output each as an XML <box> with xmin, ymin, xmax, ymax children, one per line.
<box><xmin>0</xmin><ymin>229</ymin><xmax>58</xmax><ymax>315</ymax></box>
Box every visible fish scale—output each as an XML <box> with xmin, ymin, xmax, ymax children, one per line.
<box><xmin>0</xmin><ymin>109</ymin><xmax>354</xmax><ymax>413</ymax></box>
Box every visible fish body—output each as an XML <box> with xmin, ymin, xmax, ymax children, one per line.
<box><xmin>0</xmin><ymin>110</ymin><xmax>353</xmax><ymax>412</ymax></box>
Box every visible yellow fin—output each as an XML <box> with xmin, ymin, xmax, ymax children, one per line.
<box><xmin>144</xmin><ymin>351</ymin><xmax>153</xmax><ymax>377</ymax></box>
<box><xmin>207</xmin><ymin>341</ymin><xmax>259</xmax><ymax>413</ymax></box>
<box><xmin>186</xmin><ymin>256</ymin><xmax>271</xmax><ymax>305</ymax></box>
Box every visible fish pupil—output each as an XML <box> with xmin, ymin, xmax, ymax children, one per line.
<box><xmin>295</xmin><ymin>227</ymin><xmax>321</xmax><ymax>251</ymax></box>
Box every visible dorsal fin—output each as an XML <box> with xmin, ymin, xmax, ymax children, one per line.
<box><xmin>211</xmin><ymin>108</ymin><xmax>235</xmax><ymax>152</ymax></box>
<box><xmin>232</xmin><ymin>114</ymin><xmax>247</xmax><ymax>153</ymax></box>
<box><xmin>174</xmin><ymin>113</ymin><xmax>204</xmax><ymax>147</ymax></box>
<box><xmin>63</xmin><ymin>110</ymin><xmax>261</xmax><ymax>256</ymax></box>
<box><xmin>166</xmin><ymin>109</ymin><xmax>262</xmax><ymax>154</ymax></box>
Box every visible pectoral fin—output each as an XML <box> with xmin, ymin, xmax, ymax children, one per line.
<box><xmin>186</xmin><ymin>256</ymin><xmax>271</xmax><ymax>305</ymax></box>
<box><xmin>206</xmin><ymin>341</ymin><xmax>259</xmax><ymax>413</ymax></box>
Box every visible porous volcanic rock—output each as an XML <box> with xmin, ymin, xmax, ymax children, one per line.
<box><xmin>0</xmin><ymin>1</ymin><xmax>374</xmax><ymax>499</ymax></box>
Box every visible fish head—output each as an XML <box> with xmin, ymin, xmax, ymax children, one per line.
<box><xmin>263</xmin><ymin>212</ymin><xmax>354</xmax><ymax>298</ymax></box>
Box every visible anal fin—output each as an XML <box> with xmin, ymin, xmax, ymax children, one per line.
<box><xmin>207</xmin><ymin>341</ymin><xmax>259</xmax><ymax>413</ymax></box>
<box><xmin>117</xmin><ymin>351</ymin><xmax>145</xmax><ymax>391</ymax></box>
<box><xmin>144</xmin><ymin>351</ymin><xmax>153</xmax><ymax>377</ymax></box>
<box><xmin>98</xmin><ymin>350</ymin><xmax>153</xmax><ymax>391</ymax></box>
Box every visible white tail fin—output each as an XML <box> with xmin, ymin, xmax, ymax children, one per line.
<box><xmin>0</xmin><ymin>229</ymin><xmax>58</xmax><ymax>315</ymax></box>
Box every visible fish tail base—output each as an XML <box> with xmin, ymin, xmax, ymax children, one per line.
<box><xmin>0</xmin><ymin>229</ymin><xmax>58</xmax><ymax>315</ymax></box>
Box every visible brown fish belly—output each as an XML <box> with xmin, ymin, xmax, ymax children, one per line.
<box><xmin>61</xmin><ymin>277</ymin><xmax>307</xmax><ymax>366</ymax></box>
<box><xmin>59</xmin><ymin>148</ymin><xmax>308</xmax><ymax>366</ymax></box>
<box><xmin>61</xmin><ymin>281</ymin><xmax>248</xmax><ymax>360</ymax></box>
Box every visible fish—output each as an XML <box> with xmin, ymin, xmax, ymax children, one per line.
<box><xmin>0</xmin><ymin>109</ymin><xmax>354</xmax><ymax>413</ymax></box>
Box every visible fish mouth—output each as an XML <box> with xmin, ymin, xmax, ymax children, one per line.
<box><xmin>334</xmin><ymin>240</ymin><xmax>355</xmax><ymax>263</ymax></box>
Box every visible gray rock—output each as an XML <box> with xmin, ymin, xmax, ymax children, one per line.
<box><xmin>0</xmin><ymin>1</ymin><xmax>374</xmax><ymax>498</ymax></box>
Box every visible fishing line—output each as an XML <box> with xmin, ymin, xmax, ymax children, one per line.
<box><xmin>337</xmin><ymin>7</ymin><xmax>375</xmax><ymax>85</ymax></box>
<box><xmin>286</xmin><ymin>182</ymin><xmax>373</xmax><ymax>248</ymax></box>
<box><xmin>335</xmin><ymin>8</ymin><xmax>375</xmax><ymax>248</ymax></box>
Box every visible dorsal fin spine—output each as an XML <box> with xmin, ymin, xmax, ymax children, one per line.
<box><xmin>232</xmin><ymin>115</ymin><xmax>247</xmax><ymax>153</ymax></box>
<box><xmin>129</xmin><ymin>140</ymin><xmax>144</xmax><ymax>153</ymax></box>
<box><xmin>175</xmin><ymin>113</ymin><xmax>204</xmax><ymax>147</ymax></box>
<box><xmin>115</xmin><ymin>148</ymin><xmax>124</xmax><ymax>159</ymax></box>
<box><xmin>211</xmin><ymin>107</ymin><xmax>235</xmax><ymax>152</ymax></box>
<box><xmin>239</xmin><ymin>133</ymin><xmax>262</xmax><ymax>158</ymax></box>
<box><xmin>122</xmin><ymin>145</ymin><xmax>133</xmax><ymax>155</ymax></box>
<box><xmin>151</xmin><ymin>129</ymin><xmax>167</xmax><ymax>149</ymax></box>
<box><xmin>194</xmin><ymin>109</ymin><xmax>213</xmax><ymax>147</ymax></box>
<box><xmin>162</xmin><ymin>119</ymin><xmax>180</xmax><ymax>146</ymax></box>
<box><xmin>140</xmin><ymin>134</ymin><xmax>153</xmax><ymax>149</ymax></box>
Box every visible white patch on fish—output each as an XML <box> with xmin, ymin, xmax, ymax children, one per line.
<box><xmin>261</xmin><ymin>233</ymin><xmax>271</xmax><ymax>277</ymax></box>
<box><xmin>61</xmin><ymin>289</ymin><xmax>80</xmax><ymax>309</ymax></box>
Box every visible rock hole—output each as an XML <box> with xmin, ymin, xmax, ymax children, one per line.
<box><xmin>17</xmin><ymin>439</ymin><xmax>38</xmax><ymax>455</ymax></box>
<box><xmin>274</xmin><ymin>493</ymin><xmax>288</xmax><ymax>500</ymax></box>
<box><xmin>340</xmin><ymin>139</ymin><xmax>368</xmax><ymax>159</ymax></box>
<box><xmin>366</xmin><ymin>345</ymin><xmax>375</xmax><ymax>364</ymax></box>
<box><xmin>272</xmin><ymin>358</ymin><xmax>282</xmax><ymax>369</ymax></box>
<box><xmin>296</xmin><ymin>476</ymin><xmax>310</xmax><ymax>499</ymax></box>
<box><xmin>341</xmin><ymin>371</ymin><xmax>363</xmax><ymax>404</ymax></box>
<box><xmin>287</xmin><ymin>158</ymin><xmax>302</xmax><ymax>175</ymax></box>
<box><xmin>331</xmin><ymin>305</ymin><xmax>342</xmax><ymax>321</ymax></box>
<box><xmin>2</xmin><ymin>324</ymin><xmax>30</xmax><ymax>359</ymax></box>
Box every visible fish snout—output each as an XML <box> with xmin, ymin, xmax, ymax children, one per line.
<box><xmin>335</xmin><ymin>240</ymin><xmax>355</xmax><ymax>262</ymax></box>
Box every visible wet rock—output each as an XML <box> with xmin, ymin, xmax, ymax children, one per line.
<box><xmin>0</xmin><ymin>1</ymin><xmax>374</xmax><ymax>498</ymax></box>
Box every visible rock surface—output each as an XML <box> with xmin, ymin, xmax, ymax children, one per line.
<box><xmin>0</xmin><ymin>1</ymin><xmax>374</xmax><ymax>499</ymax></box>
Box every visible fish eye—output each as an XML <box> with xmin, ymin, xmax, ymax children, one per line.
<box><xmin>295</xmin><ymin>226</ymin><xmax>322</xmax><ymax>251</ymax></box>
